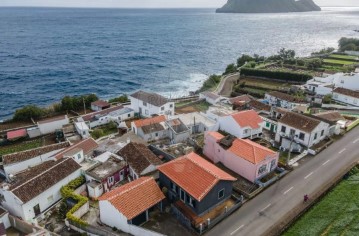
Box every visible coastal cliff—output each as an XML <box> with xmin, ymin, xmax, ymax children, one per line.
<box><xmin>216</xmin><ymin>0</ymin><xmax>321</xmax><ymax>13</ymax></box>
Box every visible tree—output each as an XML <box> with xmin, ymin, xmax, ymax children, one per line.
<box><xmin>13</xmin><ymin>105</ymin><xmax>45</xmax><ymax>121</ymax></box>
<box><xmin>109</xmin><ymin>95</ymin><xmax>129</xmax><ymax>103</ymax></box>
<box><xmin>339</xmin><ymin>37</ymin><xmax>359</xmax><ymax>51</ymax></box>
<box><xmin>311</xmin><ymin>47</ymin><xmax>335</xmax><ymax>55</ymax></box>
<box><xmin>340</xmin><ymin>43</ymin><xmax>357</xmax><ymax>52</ymax></box>
<box><xmin>278</xmin><ymin>48</ymin><xmax>296</xmax><ymax>60</ymax></box>
<box><xmin>322</xmin><ymin>94</ymin><xmax>332</xmax><ymax>104</ymax></box>
<box><xmin>224</xmin><ymin>63</ymin><xmax>237</xmax><ymax>74</ymax></box>
<box><xmin>237</xmin><ymin>54</ymin><xmax>254</xmax><ymax>67</ymax></box>
<box><xmin>91</xmin><ymin>129</ymin><xmax>104</xmax><ymax>139</ymax></box>
<box><xmin>296</xmin><ymin>59</ymin><xmax>306</xmax><ymax>66</ymax></box>
<box><xmin>61</xmin><ymin>96</ymin><xmax>74</xmax><ymax>111</ymax></box>
<box><xmin>306</xmin><ymin>58</ymin><xmax>323</xmax><ymax>70</ymax></box>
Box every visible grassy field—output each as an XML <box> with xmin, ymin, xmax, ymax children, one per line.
<box><xmin>328</xmin><ymin>54</ymin><xmax>358</xmax><ymax>60</ymax></box>
<box><xmin>284</xmin><ymin>167</ymin><xmax>359</xmax><ymax>236</ymax></box>
<box><xmin>0</xmin><ymin>138</ymin><xmax>42</xmax><ymax>156</ymax></box>
<box><xmin>323</xmin><ymin>59</ymin><xmax>356</xmax><ymax>65</ymax></box>
<box><xmin>175</xmin><ymin>100</ymin><xmax>211</xmax><ymax>114</ymax></box>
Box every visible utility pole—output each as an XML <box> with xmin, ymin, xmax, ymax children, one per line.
<box><xmin>83</xmin><ymin>98</ymin><xmax>86</xmax><ymax>115</ymax></box>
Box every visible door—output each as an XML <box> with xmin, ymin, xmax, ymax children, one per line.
<box><xmin>33</xmin><ymin>204</ymin><xmax>41</xmax><ymax>217</ymax></box>
<box><xmin>139</xmin><ymin>107</ymin><xmax>142</xmax><ymax>116</ymax></box>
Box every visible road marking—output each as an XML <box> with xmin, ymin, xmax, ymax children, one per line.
<box><xmin>322</xmin><ymin>160</ymin><xmax>331</xmax><ymax>166</ymax></box>
<box><xmin>283</xmin><ymin>187</ymin><xmax>294</xmax><ymax>195</ymax></box>
<box><xmin>353</xmin><ymin>138</ymin><xmax>359</xmax><ymax>144</ymax></box>
<box><xmin>304</xmin><ymin>172</ymin><xmax>313</xmax><ymax>179</ymax></box>
<box><xmin>338</xmin><ymin>148</ymin><xmax>346</xmax><ymax>154</ymax></box>
<box><xmin>260</xmin><ymin>204</ymin><xmax>272</xmax><ymax>212</ymax></box>
<box><xmin>230</xmin><ymin>225</ymin><xmax>245</xmax><ymax>235</ymax></box>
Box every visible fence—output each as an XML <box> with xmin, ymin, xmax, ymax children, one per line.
<box><xmin>347</xmin><ymin>119</ymin><xmax>359</xmax><ymax>132</ymax></box>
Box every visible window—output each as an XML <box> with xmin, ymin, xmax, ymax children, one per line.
<box><xmin>281</xmin><ymin>126</ymin><xmax>286</xmax><ymax>133</ymax></box>
<box><xmin>270</xmin><ymin>159</ymin><xmax>277</xmax><ymax>171</ymax></box>
<box><xmin>314</xmin><ymin>133</ymin><xmax>317</xmax><ymax>140</ymax></box>
<box><xmin>266</xmin><ymin>122</ymin><xmax>270</xmax><ymax>128</ymax></box>
<box><xmin>299</xmin><ymin>132</ymin><xmax>305</xmax><ymax>141</ymax></box>
<box><xmin>170</xmin><ymin>104</ymin><xmax>173</xmax><ymax>108</ymax></box>
<box><xmin>180</xmin><ymin>189</ymin><xmax>185</xmax><ymax>202</ymax></box>
<box><xmin>108</xmin><ymin>176</ymin><xmax>114</xmax><ymax>184</ymax></box>
<box><xmin>258</xmin><ymin>164</ymin><xmax>267</xmax><ymax>175</ymax></box>
<box><xmin>77</xmin><ymin>154</ymin><xmax>81</xmax><ymax>160</ymax></box>
<box><xmin>47</xmin><ymin>195</ymin><xmax>54</xmax><ymax>203</ymax></box>
<box><xmin>128</xmin><ymin>114</ymin><xmax>131</xmax><ymax>117</ymax></box>
<box><xmin>155</xmin><ymin>133</ymin><xmax>159</xmax><ymax>137</ymax></box>
<box><xmin>143</xmin><ymin>102</ymin><xmax>147</xmax><ymax>106</ymax></box>
<box><xmin>170</xmin><ymin>182</ymin><xmax>177</xmax><ymax>193</ymax></box>
<box><xmin>290</xmin><ymin>129</ymin><xmax>295</xmax><ymax>136</ymax></box>
<box><xmin>354</xmin><ymin>99</ymin><xmax>358</xmax><ymax>104</ymax></box>
<box><xmin>145</xmin><ymin>110</ymin><xmax>149</xmax><ymax>115</ymax></box>
<box><xmin>321</xmin><ymin>130</ymin><xmax>324</xmax><ymax>137</ymax></box>
<box><xmin>98</xmin><ymin>185</ymin><xmax>103</xmax><ymax>189</ymax></box>
<box><xmin>243</xmin><ymin>129</ymin><xmax>249</xmax><ymax>134</ymax></box>
<box><xmin>188</xmin><ymin>196</ymin><xmax>195</xmax><ymax>207</ymax></box>
<box><xmin>161</xmin><ymin>106</ymin><xmax>164</xmax><ymax>111</ymax></box>
<box><xmin>218</xmin><ymin>189</ymin><xmax>225</xmax><ymax>199</ymax></box>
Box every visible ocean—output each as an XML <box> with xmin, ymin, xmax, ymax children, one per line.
<box><xmin>1</xmin><ymin>7</ymin><xmax>359</xmax><ymax>120</ymax></box>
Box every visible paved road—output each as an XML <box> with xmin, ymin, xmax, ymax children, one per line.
<box><xmin>207</xmin><ymin>127</ymin><xmax>359</xmax><ymax>236</ymax></box>
<box><xmin>215</xmin><ymin>73</ymin><xmax>239</xmax><ymax>97</ymax></box>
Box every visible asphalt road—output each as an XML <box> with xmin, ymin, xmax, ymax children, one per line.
<box><xmin>215</xmin><ymin>73</ymin><xmax>239</xmax><ymax>97</ymax></box>
<box><xmin>207</xmin><ymin>127</ymin><xmax>359</xmax><ymax>236</ymax></box>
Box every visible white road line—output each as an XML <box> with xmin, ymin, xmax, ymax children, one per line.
<box><xmin>230</xmin><ymin>225</ymin><xmax>245</xmax><ymax>235</ymax></box>
<box><xmin>283</xmin><ymin>187</ymin><xmax>294</xmax><ymax>195</ymax></box>
<box><xmin>339</xmin><ymin>148</ymin><xmax>346</xmax><ymax>154</ymax></box>
<box><xmin>322</xmin><ymin>160</ymin><xmax>331</xmax><ymax>166</ymax></box>
<box><xmin>260</xmin><ymin>204</ymin><xmax>272</xmax><ymax>212</ymax></box>
<box><xmin>304</xmin><ymin>172</ymin><xmax>313</xmax><ymax>179</ymax></box>
<box><xmin>353</xmin><ymin>138</ymin><xmax>359</xmax><ymax>144</ymax></box>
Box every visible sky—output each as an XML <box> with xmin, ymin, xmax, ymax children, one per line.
<box><xmin>0</xmin><ymin>0</ymin><xmax>358</xmax><ymax>8</ymax></box>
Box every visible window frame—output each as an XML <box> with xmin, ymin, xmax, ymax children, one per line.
<box><xmin>218</xmin><ymin>189</ymin><xmax>225</xmax><ymax>200</ymax></box>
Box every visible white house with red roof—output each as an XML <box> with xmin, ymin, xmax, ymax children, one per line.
<box><xmin>158</xmin><ymin>152</ymin><xmax>236</xmax><ymax>218</ymax></box>
<box><xmin>218</xmin><ymin>110</ymin><xmax>264</xmax><ymax>139</ymax></box>
<box><xmin>91</xmin><ymin>100</ymin><xmax>110</xmax><ymax>111</ymax></box>
<box><xmin>203</xmin><ymin>132</ymin><xmax>279</xmax><ymax>183</ymax></box>
<box><xmin>98</xmin><ymin>177</ymin><xmax>165</xmax><ymax>234</ymax></box>
<box><xmin>131</xmin><ymin>115</ymin><xmax>168</xmax><ymax>142</ymax></box>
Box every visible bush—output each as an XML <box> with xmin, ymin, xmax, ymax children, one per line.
<box><xmin>108</xmin><ymin>95</ymin><xmax>129</xmax><ymax>103</ymax></box>
<box><xmin>322</xmin><ymin>94</ymin><xmax>332</xmax><ymax>104</ymax></box>
<box><xmin>339</xmin><ymin>37</ymin><xmax>359</xmax><ymax>52</ymax></box>
<box><xmin>240</xmin><ymin>68</ymin><xmax>312</xmax><ymax>83</ymax></box>
<box><xmin>199</xmin><ymin>74</ymin><xmax>222</xmax><ymax>92</ymax></box>
<box><xmin>13</xmin><ymin>105</ymin><xmax>45</xmax><ymax>121</ymax></box>
<box><xmin>224</xmin><ymin>63</ymin><xmax>237</xmax><ymax>74</ymax></box>
<box><xmin>296</xmin><ymin>59</ymin><xmax>306</xmax><ymax>66</ymax></box>
<box><xmin>306</xmin><ymin>58</ymin><xmax>323</xmax><ymax>70</ymax></box>
<box><xmin>237</xmin><ymin>54</ymin><xmax>255</xmax><ymax>67</ymax></box>
<box><xmin>91</xmin><ymin>129</ymin><xmax>104</xmax><ymax>139</ymax></box>
<box><xmin>61</xmin><ymin>94</ymin><xmax>99</xmax><ymax>111</ymax></box>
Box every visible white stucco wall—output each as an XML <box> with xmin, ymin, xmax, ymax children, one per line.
<box><xmin>332</xmin><ymin>92</ymin><xmax>359</xmax><ymax>107</ymax></box>
<box><xmin>38</xmin><ymin>117</ymin><xmax>69</xmax><ymax>135</ymax></box>
<box><xmin>130</xmin><ymin>97</ymin><xmax>174</xmax><ymax>117</ymax></box>
<box><xmin>219</xmin><ymin>116</ymin><xmax>263</xmax><ymax>139</ymax></box>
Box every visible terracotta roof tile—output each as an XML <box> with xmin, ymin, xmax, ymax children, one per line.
<box><xmin>118</xmin><ymin>142</ymin><xmax>162</xmax><ymax>175</ymax></box>
<box><xmin>54</xmin><ymin>138</ymin><xmax>98</xmax><ymax>160</ymax></box>
<box><xmin>3</xmin><ymin>142</ymin><xmax>70</xmax><ymax>165</ymax></box>
<box><xmin>227</xmin><ymin>138</ymin><xmax>277</xmax><ymax>164</ymax></box>
<box><xmin>7</xmin><ymin>129</ymin><xmax>27</xmax><ymax>140</ymax></box>
<box><xmin>10</xmin><ymin>158</ymin><xmax>81</xmax><ymax>203</ymax></box>
<box><xmin>99</xmin><ymin>177</ymin><xmax>165</xmax><ymax>220</ymax></box>
<box><xmin>130</xmin><ymin>90</ymin><xmax>169</xmax><ymax>107</ymax></box>
<box><xmin>91</xmin><ymin>100</ymin><xmax>110</xmax><ymax>108</ymax></box>
<box><xmin>229</xmin><ymin>95</ymin><xmax>253</xmax><ymax>104</ymax></box>
<box><xmin>314</xmin><ymin>111</ymin><xmax>345</xmax><ymax>122</ymax></box>
<box><xmin>158</xmin><ymin>152</ymin><xmax>236</xmax><ymax>201</ymax></box>
<box><xmin>230</xmin><ymin>110</ymin><xmax>263</xmax><ymax>129</ymax></box>
<box><xmin>279</xmin><ymin>112</ymin><xmax>320</xmax><ymax>133</ymax></box>
<box><xmin>248</xmin><ymin>100</ymin><xmax>271</xmax><ymax>112</ymax></box>
<box><xmin>133</xmin><ymin>115</ymin><xmax>166</xmax><ymax>128</ymax></box>
<box><xmin>333</xmin><ymin>87</ymin><xmax>359</xmax><ymax>99</ymax></box>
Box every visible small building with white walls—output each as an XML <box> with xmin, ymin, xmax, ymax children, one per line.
<box><xmin>98</xmin><ymin>177</ymin><xmax>165</xmax><ymax>234</ymax></box>
<box><xmin>37</xmin><ymin>115</ymin><xmax>69</xmax><ymax>135</ymax></box>
<box><xmin>332</xmin><ymin>87</ymin><xmax>359</xmax><ymax>107</ymax></box>
<box><xmin>75</xmin><ymin>122</ymin><xmax>90</xmax><ymax>139</ymax></box>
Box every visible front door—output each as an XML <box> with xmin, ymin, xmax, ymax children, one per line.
<box><xmin>33</xmin><ymin>204</ymin><xmax>41</xmax><ymax>217</ymax></box>
<box><xmin>139</xmin><ymin>107</ymin><xmax>142</xmax><ymax>116</ymax></box>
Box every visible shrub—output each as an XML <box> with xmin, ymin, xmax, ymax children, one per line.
<box><xmin>61</xmin><ymin>94</ymin><xmax>99</xmax><ymax>111</ymax></box>
<box><xmin>108</xmin><ymin>95</ymin><xmax>129</xmax><ymax>103</ymax></box>
<box><xmin>199</xmin><ymin>74</ymin><xmax>222</xmax><ymax>92</ymax></box>
<box><xmin>13</xmin><ymin>105</ymin><xmax>45</xmax><ymax>121</ymax></box>
<box><xmin>240</xmin><ymin>68</ymin><xmax>312</xmax><ymax>83</ymax></box>
<box><xmin>306</xmin><ymin>58</ymin><xmax>323</xmax><ymax>70</ymax></box>
<box><xmin>224</xmin><ymin>63</ymin><xmax>237</xmax><ymax>74</ymax></box>
<box><xmin>91</xmin><ymin>129</ymin><xmax>104</xmax><ymax>139</ymax></box>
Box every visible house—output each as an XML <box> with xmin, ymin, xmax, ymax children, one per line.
<box><xmin>248</xmin><ymin>100</ymin><xmax>271</xmax><ymax>114</ymax></box>
<box><xmin>118</xmin><ymin>142</ymin><xmax>162</xmax><ymax>180</ymax></box>
<box><xmin>314</xmin><ymin>111</ymin><xmax>347</xmax><ymax>129</ymax></box>
<box><xmin>37</xmin><ymin>115</ymin><xmax>69</xmax><ymax>135</ymax></box>
<box><xmin>0</xmin><ymin>158</ymin><xmax>81</xmax><ymax>222</ymax></box>
<box><xmin>1</xmin><ymin>142</ymin><xmax>70</xmax><ymax>178</ymax></box>
<box><xmin>98</xmin><ymin>177</ymin><xmax>165</xmax><ymax>233</ymax></box>
<box><xmin>129</xmin><ymin>90</ymin><xmax>174</xmax><ymax>117</ymax></box>
<box><xmin>332</xmin><ymin>87</ymin><xmax>359</xmax><ymax>107</ymax></box>
<box><xmin>305</xmin><ymin>80</ymin><xmax>334</xmax><ymax>96</ymax></box>
<box><xmin>85</xmin><ymin>155</ymin><xmax>128</xmax><ymax>199</ymax></box>
<box><xmin>203</xmin><ymin>132</ymin><xmax>279</xmax><ymax>183</ymax></box>
<box><xmin>228</xmin><ymin>95</ymin><xmax>253</xmax><ymax>110</ymax></box>
<box><xmin>53</xmin><ymin>138</ymin><xmax>99</xmax><ymax>163</ymax></box>
<box><xmin>78</xmin><ymin>105</ymin><xmax>134</xmax><ymax>129</ymax></box>
<box><xmin>199</xmin><ymin>92</ymin><xmax>221</xmax><ymax>105</ymax></box>
<box><xmin>75</xmin><ymin>122</ymin><xmax>90</xmax><ymax>139</ymax></box>
<box><xmin>218</xmin><ymin>110</ymin><xmax>264</xmax><ymax>139</ymax></box>
<box><xmin>171</xmin><ymin>112</ymin><xmax>218</xmax><ymax>134</ymax></box>
<box><xmin>206</xmin><ymin>105</ymin><xmax>238</xmax><ymax>122</ymax></box>
<box><xmin>91</xmin><ymin>100</ymin><xmax>110</xmax><ymax>111</ymax></box>
<box><xmin>310</xmin><ymin>72</ymin><xmax>359</xmax><ymax>91</ymax></box>
<box><xmin>275</xmin><ymin>112</ymin><xmax>331</xmax><ymax>151</ymax></box>
<box><xmin>158</xmin><ymin>152</ymin><xmax>236</xmax><ymax>217</ymax></box>
<box><xmin>0</xmin><ymin>207</ymin><xmax>10</xmax><ymax>231</ymax></box>
<box><xmin>166</xmin><ymin>118</ymin><xmax>191</xmax><ymax>144</ymax></box>
<box><xmin>264</xmin><ymin>91</ymin><xmax>307</xmax><ymax>110</ymax></box>
<box><xmin>131</xmin><ymin>115</ymin><xmax>168</xmax><ymax>142</ymax></box>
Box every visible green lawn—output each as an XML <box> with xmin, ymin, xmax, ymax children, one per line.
<box><xmin>329</xmin><ymin>54</ymin><xmax>358</xmax><ymax>60</ymax></box>
<box><xmin>323</xmin><ymin>59</ymin><xmax>356</xmax><ymax>65</ymax></box>
<box><xmin>284</xmin><ymin>167</ymin><xmax>359</xmax><ymax>236</ymax></box>
<box><xmin>0</xmin><ymin>139</ymin><xmax>42</xmax><ymax>156</ymax></box>
<box><xmin>192</xmin><ymin>101</ymin><xmax>211</xmax><ymax>112</ymax></box>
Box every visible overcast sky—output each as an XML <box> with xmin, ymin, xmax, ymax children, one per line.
<box><xmin>0</xmin><ymin>0</ymin><xmax>358</xmax><ymax>8</ymax></box>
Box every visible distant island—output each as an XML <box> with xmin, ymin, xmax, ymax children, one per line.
<box><xmin>216</xmin><ymin>0</ymin><xmax>321</xmax><ymax>13</ymax></box>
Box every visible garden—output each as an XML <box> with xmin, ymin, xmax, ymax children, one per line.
<box><xmin>285</xmin><ymin>167</ymin><xmax>359</xmax><ymax>236</ymax></box>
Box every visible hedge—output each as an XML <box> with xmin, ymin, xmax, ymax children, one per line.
<box><xmin>61</xmin><ymin>176</ymin><xmax>88</xmax><ymax>226</ymax></box>
<box><xmin>240</xmin><ymin>68</ymin><xmax>313</xmax><ymax>83</ymax></box>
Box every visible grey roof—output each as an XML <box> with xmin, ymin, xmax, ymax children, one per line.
<box><xmin>141</xmin><ymin>123</ymin><xmax>166</xmax><ymax>134</ymax></box>
<box><xmin>130</xmin><ymin>90</ymin><xmax>169</xmax><ymax>107</ymax></box>
<box><xmin>86</xmin><ymin>157</ymin><xmax>127</xmax><ymax>181</ymax></box>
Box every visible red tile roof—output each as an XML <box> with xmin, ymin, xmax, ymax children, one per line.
<box><xmin>54</xmin><ymin>138</ymin><xmax>98</xmax><ymax>160</ymax></box>
<box><xmin>229</xmin><ymin>95</ymin><xmax>253</xmax><ymax>104</ymax></box>
<box><xmin>82</xmin><ymin>105</ymin><xmax>124</xmax><ymax>122</ymax></box>
<box><xmin>230</xmin><ymin>110</ymin><xmax>263</xmax><ymax>129</ymax></box>
<box><xmin>228</xmin><ymin>138</ymin><xmax>277</xmax><ymax>164</ymax></box>
<box><xmin>158</xmin><ymin>152</ymin><xmax>236</xmax><ymax>201</ymax></box>
<box><xmin>99</xmin><ymin>177</ymin><xmax>165</xmax><ymax>220</ymax></box>
<box><xmin>7</xmin><ymin>129</ymin><xmax>27</xmax><ymax>140</ymax></box>
<box><xmin>91</xmin><ymin>100</ymin><xmax>110</xmax><ymax>108</ymax></box>
<box><xmin>133</xmin><ymin>115</ymin><xmax>166</xmax><ymax>128</ymax></box>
